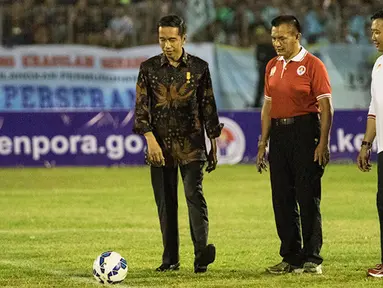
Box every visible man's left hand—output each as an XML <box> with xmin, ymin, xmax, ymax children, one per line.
<box><xmin>206</xmin><ymin>138</ymin><xmax>218</xmax><ymax>173</ymax></box>
<box><xmin>314</xmin><ymin>142</ymin><xmax>330</xmax><ymax>167</ymax></box>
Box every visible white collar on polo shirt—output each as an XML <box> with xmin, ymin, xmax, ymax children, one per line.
<box><xmin>277</xmin><ymin>46</ymin><xmax>308</xmax><ymax>63</ymax></box>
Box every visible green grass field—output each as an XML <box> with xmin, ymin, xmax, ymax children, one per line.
<box><xmin>0</xmin><ymin>164</ymin><xmax>382</xmax><ymax>287</ymax></box>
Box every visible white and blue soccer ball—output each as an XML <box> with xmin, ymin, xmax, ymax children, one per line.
<box><xmin>93</xmin><ymin>251</ymin><xmax>128</xmax><ymax>284</ymax></box>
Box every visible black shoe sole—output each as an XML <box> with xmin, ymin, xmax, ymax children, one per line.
<box><xmin>194</xmin><ymin>266</ymin><xmax>207</xmax><ymax>273</ymax></box>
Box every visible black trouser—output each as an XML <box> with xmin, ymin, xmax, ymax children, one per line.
<box><xmin>377</xmin><ymin>152</ymin><xmax>383</xmax><ymax>263</ymax></box>
<box><xmin>268</xmin><ymin>113</ymin><xmax>324</xmax><ymax>266</ymax></box>
<box><xmin>151</xmin><ymin>161</ymin><xmax>208</xmax><ymax>265</ymax></box>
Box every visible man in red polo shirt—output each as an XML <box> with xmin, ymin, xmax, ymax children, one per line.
<box><xmin>256</xmin><ymin>15</ymin><xmax>333</xmax><ymax>274</ymax></box>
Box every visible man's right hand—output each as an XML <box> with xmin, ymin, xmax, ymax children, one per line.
<box><xmin>357</xmin><ymin>146</ymin><xmax>372</xmax><ymax>172</ymax></box>
<box><xmin>145</xmin><ymin>133</ymin><xmax>165</xmax><ymax>167</ymax></box>
<box><xmin>256</xmin><ymin>145</ymin><xmax>268</xmax><ymax>174</ymax></box>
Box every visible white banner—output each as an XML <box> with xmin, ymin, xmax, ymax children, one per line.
<box><xmin>216</xmin><ymin>45</ymin><xmax>258</xmax><ymax>109</ymax></box>
<box><xmin>0</xmin><ymin>43</ymin><xmax>216</xmax><ymax>111</ymax></box>
<box><xmin>0</xmin><ymin>43</ymin><xmax>376</xmax><ymax>111</ymax></box>
<box><xmin>216</xmin><ymin>44</ymin><xmax>380</xmax><ymax>109</ymax></box>
<box><xmin>315</xmin><ymin>44</ymin><xmax>379</xmax><ymax>109</ymax></box>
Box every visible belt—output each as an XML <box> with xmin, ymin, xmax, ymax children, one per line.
<box><xmin>271</xmin><ymin>113</ymin><xmax>318</xmax><ymax>127</ymax></box>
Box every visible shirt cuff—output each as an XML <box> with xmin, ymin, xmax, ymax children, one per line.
<box><xmin>132</xmin><ymin>123</ymin><xmax>152</xmax><ymax>135</ymax></box>
<box><xmin>207</xmin><ymin>123</ymin><xmax>224</xmax><ymax>139</ymax></box>
<box><xmin>316</xmin><ymin>93</ymin><xmax>331</xmax><ymax>100</ymax></box>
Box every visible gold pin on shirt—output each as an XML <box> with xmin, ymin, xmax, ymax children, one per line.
<box><xmin>186</xmin><ymin>72</ymin><xmax>191</xmax><ymax>83</ymax></box>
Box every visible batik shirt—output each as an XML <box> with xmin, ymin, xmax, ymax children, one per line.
<box><xmin>133</xmin><ymin>50</ymin><xmax>223</xmax><ymax>166</ymax></box>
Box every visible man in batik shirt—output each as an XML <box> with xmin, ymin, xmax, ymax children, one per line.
<box><xmin>133</xmin><ymin>14</ymin><xmax>222</xmax><ymax>274</ymax></box>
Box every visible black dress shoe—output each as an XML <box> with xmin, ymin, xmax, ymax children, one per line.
<box><xmin>194</xmin><ymin>244</ymin><xmax>216</xmax><ymax>273</ymax></box>
<box><xmin>155</xmin><ymin>262</ymin><xmax>180</xmax><ymax>272</ymax></box>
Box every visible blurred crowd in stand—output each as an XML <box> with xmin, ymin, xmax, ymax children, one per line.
<box><xmin>0</xmin><ymin>0</ymin><xmax>379</xmax><ymax>48</ymax></box>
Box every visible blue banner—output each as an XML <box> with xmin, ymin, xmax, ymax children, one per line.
<box><xmin>329</xmin><ymin>110</ymin><xmax>377</xmax><ymax>162</ymax></box>
<box><xmin>214</xmin><ymin>110</ymin><xmax>376</xmax><ymax>165</ymax></box>
<box><xmin>0</xmin><ymin>111</ymin><xmax>144</xmax><ymax>166</ymax></box>
<box><xmin>0</xmin><ymin>110</ymin><xmax>373</xmax><ymax>167</ymax></box>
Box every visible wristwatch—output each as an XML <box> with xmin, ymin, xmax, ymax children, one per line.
<box><xmin>361</xmin><ymin>141</ymin><xmax>372</xmax><ymax>149</ymax></box>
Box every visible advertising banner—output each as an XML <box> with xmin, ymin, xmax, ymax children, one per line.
<box><xmin>215</xmin><ymin>109</ymin><xmax>377</xmax><ymax>164</ymax></box>
<box><xmin>0</xmin><ymin>110</ymin><xmax>374</xmax><ymax>167</ymax></box>
<box><xmin>0</xmin><ymin>43</ymin><xmax>378</xmax><ymax>111</ymax></box>
<box><xmin>315</xmin><ymin>44</ymin><xmax>378</xmax><ymax>109</ymax></box>
<box><xmin>215</xmin><ymin>45</ymin><xmax>257</xmax><ymax>109</ymax></box>
<box><xmin>0</xmin><ymin>43</ymin><xmax>216</xmax><ymax>111</ymax></box>
<box><xmin>0</xmin><ymin>111</ymin><xmax>144</xmax><ymax>166</ymax></box>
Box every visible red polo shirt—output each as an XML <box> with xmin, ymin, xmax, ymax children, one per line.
<box><xmin>264</xmin><ymin>47</ymin><xmax>331</xmax><ymax>119</ymax></box>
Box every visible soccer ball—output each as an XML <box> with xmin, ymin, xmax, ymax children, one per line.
<box><xmin>93</xmin><ymin>251</ymin><xmax>128</xmax><ymax>284</ymax></box>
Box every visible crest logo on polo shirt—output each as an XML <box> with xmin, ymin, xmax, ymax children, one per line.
<box><xmin>270</xmin><ymin>66</ymin><xmax>276</xmax><ymax>77</ymax></box>
<box><xmin>297</xmin><ymin>65</ymin><xmax>306</xmax><ymax>76</ymax></box>
<box><xmin>377</xmin><ymin>63</ymin><xmax>382</xmax><ymax>70</ymax></box>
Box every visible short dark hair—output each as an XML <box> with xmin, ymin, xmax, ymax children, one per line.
<box><xmin>158</xmin><ymin>15</ymin><xmax>187</xmax><ymax>36</ymax></box>
<box><xmin>371</xmin><ymin>9</ymin><xmax>383</xmax><ymax>21</ymax></box>
<box><xmin>271</xmin><ymin>15</ymin><xmax>301</xmax><ymax>33</ymax></box>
